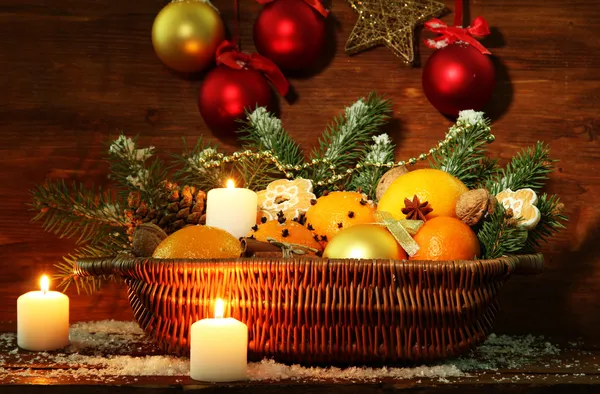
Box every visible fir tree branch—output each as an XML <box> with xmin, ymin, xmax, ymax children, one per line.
<box><xmin>429</xmin><ymin>110</ymin><xmax>496</xmax><ymax>189</ymax></box>
<box><xmin>107</xmin><ymin>134</ymin><xmax>168</xmax><ymax>205</ymax></box>
<box><xmin>53</xmin><ymin>244</ymin><xmax>121</xmax><ymax>294</ymax></box>
<box><xmin>309</xmin><ymin>93</ymin><xmax>392</xmax><ymax>189</ymax></box>
<box><xmin>234</xmin><ymin>154</ymin><xmax>282</xmax><ymax>191</ymax></box>
<box><xmin>238</xmin><ymin>107</ymin><xmax>305</xmax><ymax>168</ymax></box>
<box><xmin>172</xmin><ymin>138</ymin><xmax>231</xmax><ymax>191</ymax></box>
<box><xmin>478</xmin><ymin>203</ymin><xmax>529</xmax><ymax>259</ymax></box>
<box><xmin>348</xmin><ymin>134</ymin><xmax>395</xmax><ymax>199</ymax></box>
<box><xmin>486</xmin><ymin>142</ymin><xmax>555</xmax><ymax>194</ymax></box>
<box><xmin>522</xmin><ymin>193</ymin><xmax>567</xmax><ymax>251</ymax></box>
<box><xmin>30</xmin><ymin>180</ymin><xmax>127</xmax><ymax>245</ymax></box>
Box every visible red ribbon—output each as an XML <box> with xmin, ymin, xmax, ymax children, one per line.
<box><xmin>424</xmin><ymin>16</ymin><xmax>491</xmax><ymax>54</ymax></box>
<box><xmin>216</xmin><ymin>41</ymin><xmax>290</xmax><ymax>96</ymax></box>
<box><xmin>256</xmin><ymin>0</ymin><xmax>329</xmax><ymax>17</ymax></box>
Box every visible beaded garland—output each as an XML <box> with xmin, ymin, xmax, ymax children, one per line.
<box><xmin>196</xmin><ymin>119</ymin><xmax>495</xmax><ymax>187</ymax></box>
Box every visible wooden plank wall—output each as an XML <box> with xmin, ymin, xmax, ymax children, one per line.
<box><xmin>0</xmin><ymin>0</ymin><xmax>598</xmax><ymax>343</ymax></box>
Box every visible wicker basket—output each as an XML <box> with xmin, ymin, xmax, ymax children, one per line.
<box><xmin>75</xmin><ymin>254</ymin><xmax>543</xmax><ymax>365</ymax></box>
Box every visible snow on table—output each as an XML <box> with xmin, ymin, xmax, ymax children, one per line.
<box><xmin>0</xmin><ymin>320</ymin><xmax>576</xmax><ymax>384</ymax></box>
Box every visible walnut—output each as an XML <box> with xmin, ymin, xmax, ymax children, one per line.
<box><xmin>375</xmin><ymin>166</ymin><xmax>409</xmax><ymax>200</ymax></box>
<box><xmin>132</xmin><ymin>223</ymin><xmax>168</xmax><ymax>257</ymax></box>
<box><xmin>456</xmin><ymin>189</ymin><xmax>496</xmax><ymax>226</ymax></box>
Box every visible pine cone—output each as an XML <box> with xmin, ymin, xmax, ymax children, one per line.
<box><xmin>159</xmin><ymin>184</ymin><xmax>207</xmax><ymax>234</ymax></box>
<box><xmin>124</xmin><ymin>182</ymin><xmax>207</xmax><ymax>238</ymax></box>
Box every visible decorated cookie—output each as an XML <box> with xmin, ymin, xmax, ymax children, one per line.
<box><xmin>496</xmin><ymin>188</ymin><xmax>541</xmax><ymax>230</ymax></box>
<box><xmin>256</xmin><ymin>178</ymin><xmax>316</xmax><ymax>222</ymax></box>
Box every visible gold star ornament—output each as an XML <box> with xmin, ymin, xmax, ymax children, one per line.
<box><xmin>345</xmin><ymin>0</ymin><xmax>445</xmax><ymax>65</ymax></box>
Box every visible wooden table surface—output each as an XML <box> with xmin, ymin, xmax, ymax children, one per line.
<box><xmin>0</xmin><ymin>0</ymin><xmax>599</xmax><ymax>390</ymax></box>
<box><xmin>2</xmin><ymin>321</ymin><xmax>600</xmax><ymax>393</ymax></box>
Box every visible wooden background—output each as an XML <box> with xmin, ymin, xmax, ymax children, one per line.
<box><xmin>0</xmin><ymin>0</ymin><xmax>598</xmax><ymax>344</ymax></box>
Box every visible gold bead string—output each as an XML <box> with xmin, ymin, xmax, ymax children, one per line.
<box><xmin>196</xmin><ymin>120</ymin><xmax>494</xmax><ymax>187</ymax></box>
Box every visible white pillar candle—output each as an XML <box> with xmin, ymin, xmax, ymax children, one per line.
<box><xmin>206</xmin><ymin>179</ymin><xmax>258</xmax><ymax>239</ymax></box>
<box><xmin>190</xmin><ymin>299</ymin><xmax>247</xmax><ymax>382</ymax></box>
<box><xmin>17</xmin><ymin>275</ymin><xmax>69</xmax><ymax>351</ymax></box>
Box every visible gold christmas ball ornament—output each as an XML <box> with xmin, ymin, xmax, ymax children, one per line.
<box><xmin>323</xmin><ymin>224</ymin><xmax>407</xmax><ymax>260</ymax></box>
<box><xmin>152</xmin><ymin>1</ymin><xmax>225</xmax><ymax>73</ymax></box>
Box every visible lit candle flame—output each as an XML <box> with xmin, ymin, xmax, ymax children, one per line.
<box><xmin>40</xmin><ymin>275</ymin><xmax>50</xmax><ymax>294</ymax></box>
<box><xmin>215</xmin><ymin>298</ymin><xmax>225</xmax><ymax>319</ymax></box>
<box><xmin>226</xmin><ymin>179</ymin><xmax>235</xmax><ymax>189</ymax></box>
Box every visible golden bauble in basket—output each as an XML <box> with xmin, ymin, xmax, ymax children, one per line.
<box><xmin>152</xmin><ymin>225</ymin><xmax>242</xmax><ymax>259</ymax></box>
<box><xmin>378</xmin><ymin>169</ymin><xmax>468</xmax><ymax>219</ymax></box>
<box><xmin>151</xmin><ymin>1</ymin><xmax>225</xmax><ymax>73</ymax></box>
<box><xmin>323</xmin><ymin>224</ymin><xmax>407</xmax><ymax>260</ymax></box>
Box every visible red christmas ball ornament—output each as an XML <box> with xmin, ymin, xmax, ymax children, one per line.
<box><xmin>198</xmin><ymin>65</ymin><xmax>273</xmax><ymax>136</ymax></box>
<box><xmin>254</xmin><ymin>0</ymin><xmax>328</xmax><ymax>71</ymax></box>
<box><xmin>422</xmin><ymin>43</ymin><xmax>495</xmax><ymax>116</ymax></box>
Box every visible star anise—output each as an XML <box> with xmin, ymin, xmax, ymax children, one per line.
<box><xmin>401</xmin><ymin>195</ymin><xmax>433</xmax><ymax>221</ymax></box>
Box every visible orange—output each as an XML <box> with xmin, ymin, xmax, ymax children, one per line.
<box><xmin>410</xmin><ymin>216</ymin><xmax>480</xmax><ymax>261</ymax></box>
<box><xmin>377</xmin><ymin>169</ymin><xmax>468</xmax><ymax>220</ymax></box>
<box><xmin>247</xmin><ymin>220</ymin><xmax>322</xmax><ymax>252</ymax></box>
<box><xmin>305</xmin><ymin>191</ymin><xmax>376</xmax><ymax>243</ymax></box>
<box><xmin>152</xmin><ymin>225</ymin><xmax>242</xmax><ymax>259</ymax></box>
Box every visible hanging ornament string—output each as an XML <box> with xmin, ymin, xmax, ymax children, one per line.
<box><xmin>424</xmin><ymin>0</ymin><xmax>491</xmax><ymax>54</ymax></box>
<box><xmin>232</xmin><ymin>0</ymin><xmax>240</xmax><ymax>47</ymax></box>
<box><xmin>216</xmin><ymin>41</ymin><xmax>290</xmax><ymax>96</ymax></box>
<box><xmin>256</xmin><ymin>0</ymin><xmax>329</xmax><ymax>17</ymax></box>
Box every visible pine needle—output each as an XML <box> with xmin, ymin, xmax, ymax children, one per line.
<box><xmin>348</xmin><ymin>134</ymin><xmax>395</xmax><ymax>199</ymax></box>
<box><xmin>486</xmin><ymin>142</ymin><xmax>555</xmax><ymax>194</ymax></box>
<box><xmin>238</xmin><ymin>107</ymin><xmax>305</xmax><ymax>169</ymax></box>
<box><xmin>53</xmin><ymin>243</ymin><xmax>122</xmax><ymax>294</ymax></box>
<box><xmin>478</xmin><ymin>203</ymin><xmax>529</xmax><ymax>259</ymax></box>
<box><xmin>522</xmin><ymin>193</ymin><xmax>567</xmax><ymax>251</ymax></box>
<box><xmin>30</xmin><ymin>180</ymin><xmax>127</xmax><ymax>246</ymax></box>
<box><xmin>107</xmin><ymin>133</ymin><xmax>168</xmax><ymax>205</ymax></box>
<box><xmin>172</xmin><ymin>138</ymin><xmax>232</xmax><ymax>190</ymax></box>
<box><xmin>309</xmin><ymin>92</ymin><xmax>392</xmax><ymax>190</ymax></box>
<box><xmin>430</xmin><ymin>111</ymin><xmax>497</xmax><ymax>189</ymax></box>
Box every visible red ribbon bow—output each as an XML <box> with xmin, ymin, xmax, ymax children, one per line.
<box><xmin>256</xmin><ymin>0</ymin><xmax>329</xmax><ymax>17</ymax></box>
<box><xmin>424</xmin><ymin>16</ymin><xmax>491</xmax><ymax>54</ymax></box>
<box><xmin>216</xmin><ymin>41</ymin><xmax>289</xmax><ymax>96</ymax></box>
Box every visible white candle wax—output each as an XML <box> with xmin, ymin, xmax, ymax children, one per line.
<box><xmin>190</xmin><ymin>299</ymin><xmax>247</xmax><ymax>382</ymax></box>
<box><xmin>206</xmin><ymin>179</ymin><xmax>258</xmax><ymax>239</ymax></box>
<box><xmin>17</xmin><ymin>276</ymin><xmax>69</xmax><ymax>351</ymax></box>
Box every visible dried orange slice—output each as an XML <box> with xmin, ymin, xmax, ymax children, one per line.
<box><xmin>496</xmin><ymin>188</ymin><xmax>541</xmax><ymax>230</ymax></box>
<box><xmin>256</xmin><ymin>178</ymin><xmax>316</xmax><ymax>222</ymax></box>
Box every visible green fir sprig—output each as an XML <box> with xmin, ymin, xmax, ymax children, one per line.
<box><xmin>238</xmin><ymin>107</ymin><xmax>305</xmax><ymax>169</ymax></box>
<box><xmin>486</xmin><ymin>142</ymin><xmax>554</xmax><ymax>194</ymax></box>
<box><xmin>54</xmin><ymin>243</ymin><xmax>122</xmax><ymax>294</ymax></box>
<box><xmin>107</xmin><ymin>134</ymin><xmax>168</xmax><ymax>205</ymax></box>
<box><xmin>348</xmin><ymin>134</ymin><xmax>395</xmax><ymax>199</ymax></box>
<box><xmin>172</xmin><ymin>138</ymin><xmax>231</xmax><ymax>191</ymax></box>
<box><xmin>309</xmin><ymin>93</ymin><xmax>392</xmax><ymax>190</ymax></box>
<box><xmin>30</xmin><ymin>180</ymin><xmax>127</xmax><ymax>247</ymax></box>
<box><xmin>522</xmin><ymin>194</ymin><xmax>567</xmax><ymax>251</ymax></box>
<box><xmin>430</xmin><ymin>110</ymin><xmax>497</xmax><ymax>189</ymax></box>
<box><xmin>478</xmin><ymin>203</ymin><xmax>529</xmax><ymax>259</ymax></box>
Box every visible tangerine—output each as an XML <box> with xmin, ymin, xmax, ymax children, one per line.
<box><xmin>248</xmin><ymin>220</ymin><xmax>322</xmax><ymax>252</ymax></box>
<box><xmin>152</xmin><ymin>225</ymin><xmax>242</xmax><ymax>259</ymax></box>
<box><xmin>305</xmin><ymin>191</ymin><xmax>376</xmax><ymax>243</ymax></box>
<box><xmin>377</xmin><ymin>169</ymin><xmax>468</xmax><ymax>220</ymax></box>
<box><xmin>409</xmin><ymin>216</ymin><xmax>480</xmax><ymax>261</ymax></box>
